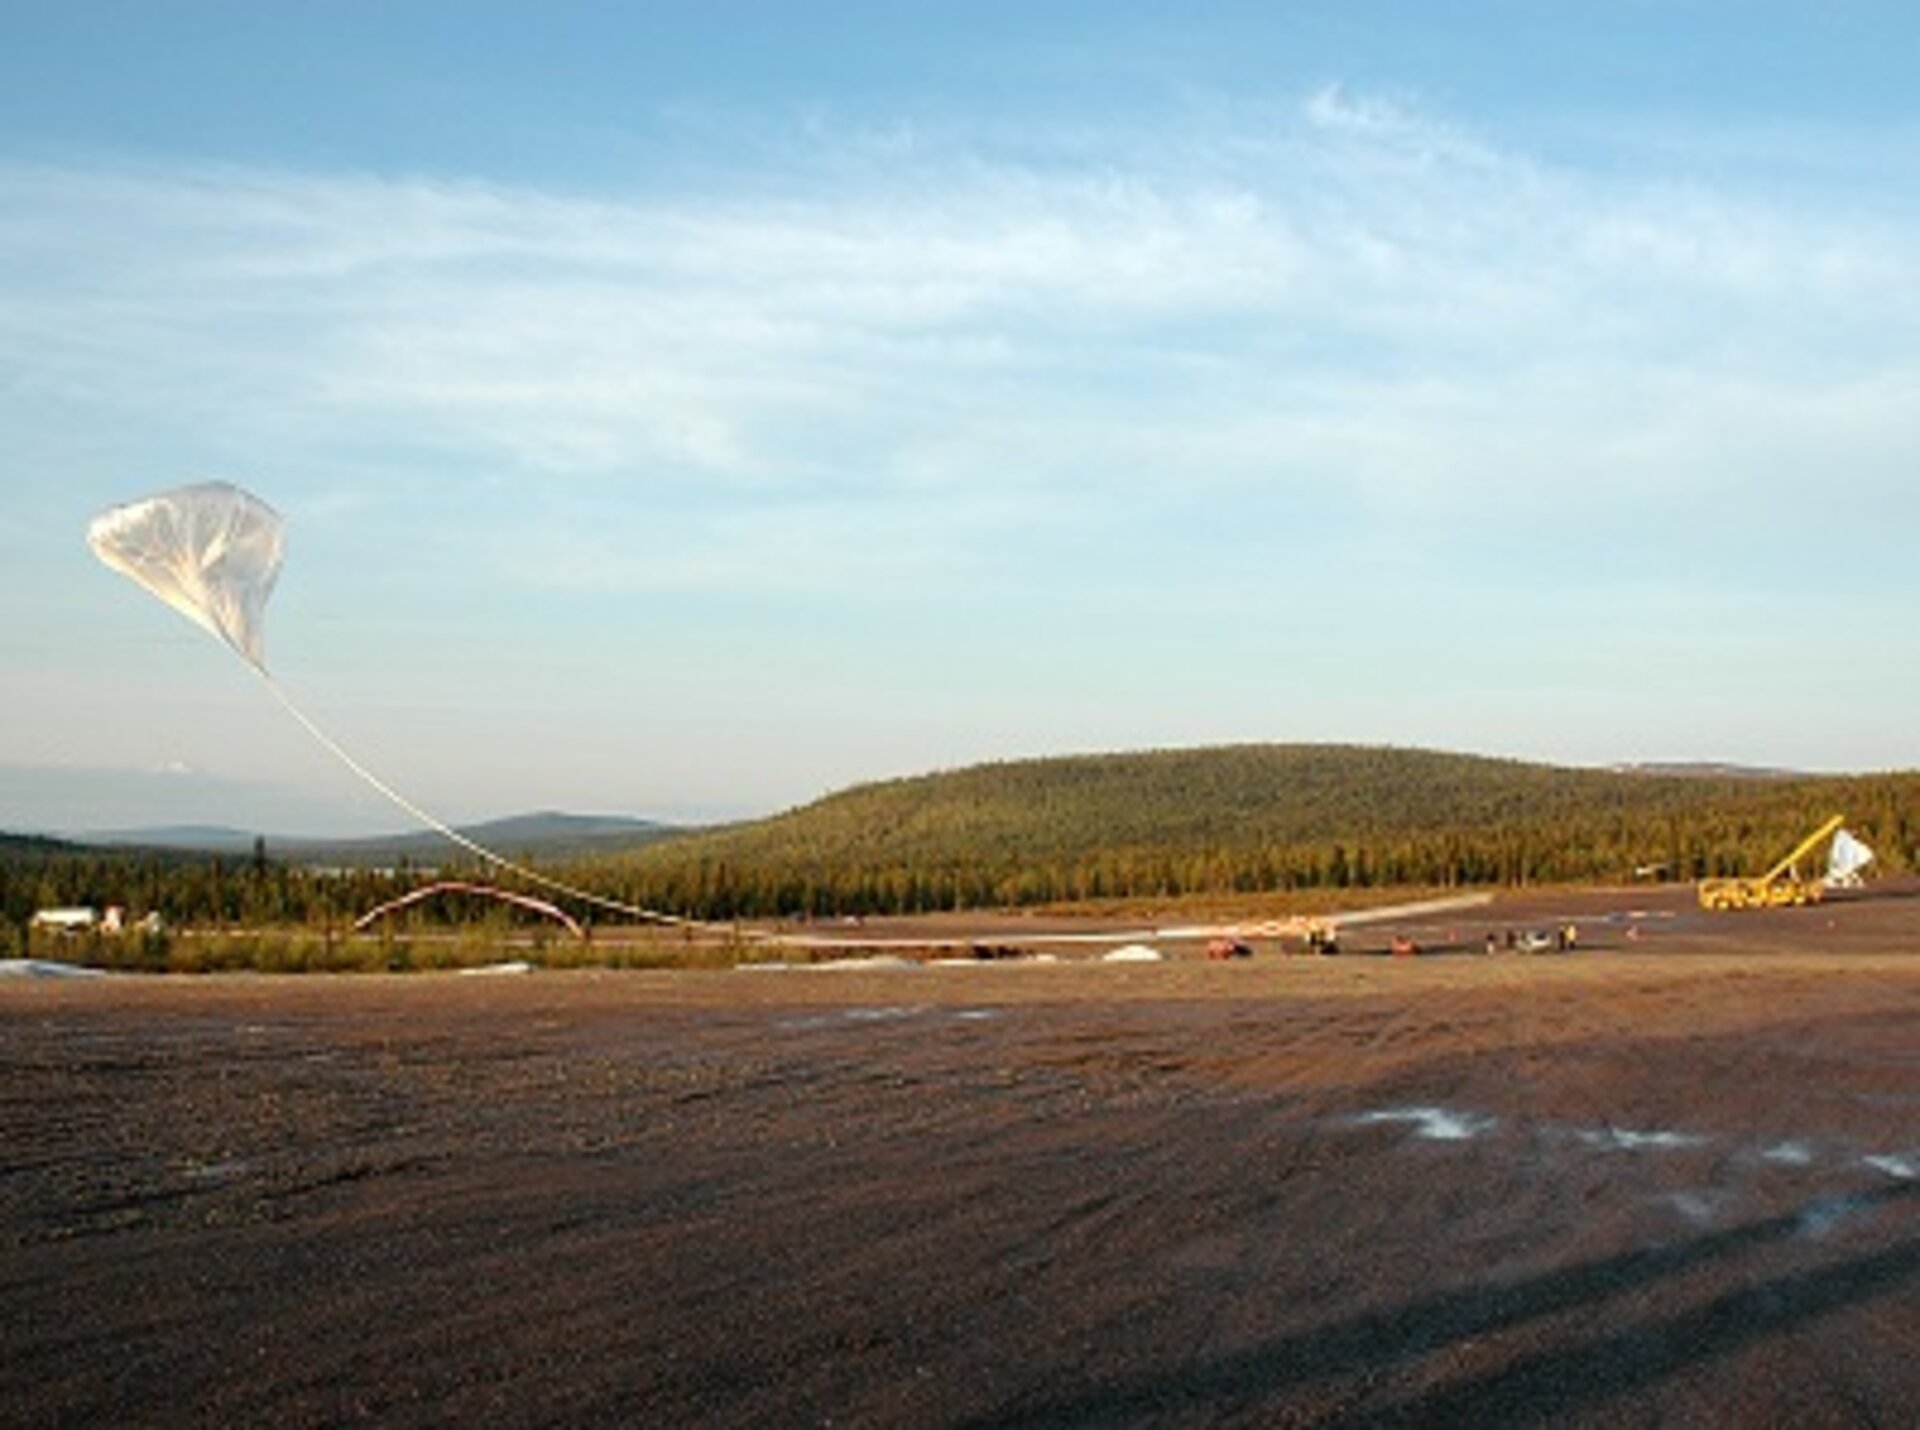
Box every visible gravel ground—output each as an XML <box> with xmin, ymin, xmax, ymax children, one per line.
<box><xmin>4</xmin><ymin>884</ymin><xmax>1919</xmax><ymax>1426</ymax></box>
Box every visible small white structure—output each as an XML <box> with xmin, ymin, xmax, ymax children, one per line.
<box><xmin>29</xmin><ymin>907</ymin><xmax>98</xmax><ymax>933</ymax></box>
<box><xmin>1102</xmin><ymin>943</ymin><xmax>1165</xmax><ymax>963</ymax></box>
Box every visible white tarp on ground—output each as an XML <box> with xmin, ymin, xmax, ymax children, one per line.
<box><xmin>748</xmin><ymin>954</ymin><xmax>922</xmax><ymax>972</ymax></box>
<box><xmin>0</xmin><ymin>959</ymin><xmax>106</xmax><ymax>979</ymax></box>
<box><xmin>1102</xmin><ymin>944</ymin><xmax>1164</xmax><ymax>963</ymax></box>
<box><xmin>1826</xmin><ymin>828</ymin><xmax>1875</xmax><ymax>887</ymax></box>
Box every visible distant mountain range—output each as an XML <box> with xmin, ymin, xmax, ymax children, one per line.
<box><xmin>77</xmin><ymin>812</ymin><xmax>680</xmax><ymax>864</ymax></box>
<box><xmin>1608</xmin><ymin>761</ymin><xmax>1806</xmax><ymax>781</ymax></box>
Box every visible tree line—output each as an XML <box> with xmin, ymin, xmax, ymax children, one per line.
<box><xmin>6</xmin><ymin>747</ymin><xmax>1916</xmax><ymax>932</ymax></box>
<box><xmin>577</xmin><ymin>791</ymin><xmax>1918</xmax><ymax>920</ymax></box>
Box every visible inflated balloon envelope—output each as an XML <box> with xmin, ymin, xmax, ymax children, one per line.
<box><xmin>87</xmin><ymin>481</ymin><xmax>681</xmax><ymax>927</ymax></box>
<box><xmin>86</xmin><ymin>481</ymin><xmax>284</xmax><ymax>670</ymax></box>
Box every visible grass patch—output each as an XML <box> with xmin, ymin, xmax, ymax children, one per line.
<box><xmin>22</xmin><ymin>923</ymin><xmax>771</xmax><ymax>974</ymax></box>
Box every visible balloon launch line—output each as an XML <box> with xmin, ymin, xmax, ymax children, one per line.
<box><xmin>89</xmin><ymin>479</ymin><xmax>741</xmax><ymax>937</ymax></box>
<box><xmin>253</xmin><ymin>667</ymin><xmax>694</xmax><ymax>929</ymax></box>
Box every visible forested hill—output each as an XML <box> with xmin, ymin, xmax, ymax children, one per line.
<box><xmin>8</xmin><ymin>746</ymin><xmax>1917</xmax><ymax>928</ymax></box>
<box><xmin>0</xmin><ymin>833</ymin><xmax>90</xmax><ymax>863</ymax></box>
<box><xmin>584</xmin><ymin>744</ymin><xmax>1919</xmax><ymax>918</ymax></box>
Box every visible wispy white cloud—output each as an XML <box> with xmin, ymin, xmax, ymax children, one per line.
<box><xmin>1302</xmin><ymin>81</ymin><xmax>1500</xmax><ymax>171</ymax></box>
<box><xmin>4</xmin><ymin>89</ymin><xmax>1917</xmax><ymax>609</ymax></box>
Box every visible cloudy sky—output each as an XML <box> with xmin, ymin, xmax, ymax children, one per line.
<box><xmin>4</xmin><ymin>2</ymin><xmax>1918</xmax><ymax>835</ymax></box>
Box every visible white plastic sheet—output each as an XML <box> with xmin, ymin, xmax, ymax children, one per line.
<box><xmin>1826</xmin><ymin>828</ymin><xmax>1874</xmax><ymax>887</ymax></box>
<box><xmin>87</xmin><ymin>481</ymin><xmax>284</xmax><ymax>668</ymax></box>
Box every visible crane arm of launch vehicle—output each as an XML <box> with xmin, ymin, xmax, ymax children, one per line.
<box><xmin>1697</xmin><ymin>814</ymin><xmax>1848</xmax><ymax>911</ymax></box>
<box><xmin>1759</xmin><ymin>814</ymin><xmax>1847</xmax><ymax>884</ymax></box>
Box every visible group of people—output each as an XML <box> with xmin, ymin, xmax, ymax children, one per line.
<box><xmin>1272</xmin><ymin>920</ymin><xmax>1585</xmax><ymax>958</ymax></box>
<box><xmin>1304</xmin><ymin>921</ymin><xmax>1341</xmax><ymax>956</ymax></box>
<box><xmin>1483</xmin><ymin>924</ymin><xmax>1580</xmax><ymax>955</ymax></box>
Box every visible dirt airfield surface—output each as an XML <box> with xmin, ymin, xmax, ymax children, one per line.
<box><xmin>6</xmin><ymin>884</ymin><xmax>1920</xmax><ymax>1426</ymax></box>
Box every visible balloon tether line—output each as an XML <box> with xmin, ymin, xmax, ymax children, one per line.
<box><xmin>251</xmin><ymin>664</ymin><xmax>705</xmax><ymax>931</ymax></box>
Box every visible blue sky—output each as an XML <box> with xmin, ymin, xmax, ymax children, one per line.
<box><xmin>4</xmin><ymin>2</ymin><xmax>1918</xmax><ymax>835</ymax></box>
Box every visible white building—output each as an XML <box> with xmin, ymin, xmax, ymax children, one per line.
<box><xmin>29</xmin><ymin>907</ymin><xmax>98</xmax><ymax>932</ymax></box>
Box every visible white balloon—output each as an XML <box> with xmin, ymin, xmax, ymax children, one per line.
<box><xmin>87</xmin><ymin>481</ymin><xmax>284</xmax><ymax>668</ymax></box>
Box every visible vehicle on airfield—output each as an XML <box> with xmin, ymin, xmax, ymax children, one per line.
<box><xmin>1696</xmin><ymin>815</ymin><xmax>1874</xmax><ymax>911</ymax></box>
